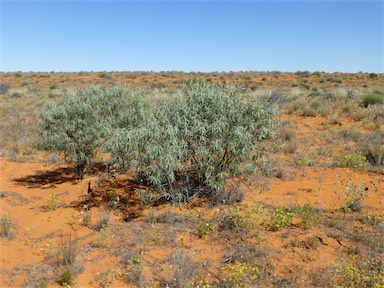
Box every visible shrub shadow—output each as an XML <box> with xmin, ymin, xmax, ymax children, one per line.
<box><xmin>14</xmin><ymin>166</ymin><xmax>78</xmax><ymax>188</ymax></box>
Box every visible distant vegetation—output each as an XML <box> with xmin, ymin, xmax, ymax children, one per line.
<box><xmin>362</xmin><ymin>92</ymin><xmax>384</xmax><ymax>107</ymax></box>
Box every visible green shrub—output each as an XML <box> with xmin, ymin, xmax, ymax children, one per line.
<box><xmin>270</xmin><ymin>206</ymin><xmax>295</xmax><ymax>231</ymax></box>
<box><xmin>362</xmin><ymin>92</ymin><xmax>384</xmax><ymax>107</ymax></box>
<box><xmin>59</xmin><ymin>265</ymin><xmax>76</xmax><ymax>286</ymax></box>
<box><xmin>99</xmin><ymin>72</ymin><xmax>112</xmax><ymax>79</ymax></box>
<box><xmin>293</xmin><ymin>204</ymin><xmax>321</xmax><ymax>229</ymax></box>
<box><xmin>40</xmin><ymin>86</ymin><xmax>145</xmax><ymax>178</ymax></box>
<box><xmin>40</xmin><ymin>88</ymin><xmax>104</xmax><ymax>178</ymax></box>
<box><xmin>173</xmin><ymin>80</ymin><xmax>277</xmax><ymax>192</ymax></box>
<box><xmin>46</xmin><ymin>193</ymin><xmax>59</xmax><ymax>211</ymax></box>
<box><xmin>221</xmin><ymin>261</ymin><xmax>259</xmax><ymax>287</ymax></box>
<box><xmin>219</xmin><ymin>204</ymin><xmax>266</xmax><ymax>232</ymax></box>
<box><xmin>339</xmin><ymin>152</ymin><xmax>370</xmax><ymax>169</ymax></box>
<box><xmin>108</xmin><ymin>81</ymin><xmax>277</xmax><ymax>200</ymax></box>
<box><xmin>334</xmin><ymin>257</ymin><xmax>383</xmax><ymax>288</ymax></box>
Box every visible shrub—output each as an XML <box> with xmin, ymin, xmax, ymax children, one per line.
<box><xmin>334</xmin><ymin>257</ymin><xmax>383</xmax><ymax>288</ymax></box>
<box><xmin>108</xmin><ymin>80</ymin><xmax>277</xmax><ymax>201</ymax></box>
<box><xmin>59</xmin><ymin>265</ymin><xmax>76</xmax><ymax>286</ymax></box>
<box><xmin>293</xmin><ymin>204</ymin><xmax>321</xmax><ymax>229</ymax></box>
<box><xmin>219</xmin><ymin>203</ymin><xmax>266</xmax><ymax>232</ymax></box>
<box><xmin>99</xmin><ymin>72</ymin><xmax>112</xmax><ymax>79</ymax></box>
<box><xmin>94</xmin><ymin>225</ymin><xmax>114</xmax><ymax>248</ymax></box>
<box><xmin>168</xmin><ymin>250</ymin><xmax>196</xmax><ymax>288</ymax></box>
<box><xmin>0</xmin><ymin>83</ymin><xmax>10</xmax><ymax>95</ymax></box>
<box><xmin>10</xmin><ymin>92</ymin><xmax>22</xmax><ymax>98</ymax></box>
<box><xmin>362</xmin><ymin>92</ymin><xmax>384</xmax><ymax>107</ymax></box>
<box><xmin>369</xmin><ymin>73</ymin><xmax>378</xmax><ymax>80</ymax></box>
<box><xmin>40</xmin><ymin>86</ymin><xmax>143</xmax><ymax>178</ymax></box>
<box><xmin>40</xmin><ymin>88</ymin><xmax>103</xmax><ymax>178</ymax></box>
<box><xmin>57</xmin><ymin>231</ymin><xmax>83</xmax><ymax>286</ymax></box>
<box><xmin>221</xmin><ymin>261</ymin><xmax>259</xmax><ymax>287</ymax></box>
<box><xmin>361</xmin><ymin>131</ymin><xmax>384</xmax><ymax>166</ymax></box>
<box><xmin>339</xmin><ymin>152</ymin><xmax>370</xmax><ymax>169</ymax></box>
<box><xmin>173</xmin><ymin>80</ymin><xmax>277</xmax><ymax>192</ymax></box>
<box><xmin>335</xmin><ymin>172</ymin><xmax>373</xmax><ymax>213</ymax></box>
<box><xmin>94</xmin><ymin>213</ymin><xmax>110</xmax><ymax>231</ymax></box>
<box><xmin>122</xmin><ymin>251</ymin><xmax>145</xmax><ymax>286</ymax></box>
<box><xmin>196</xmin><ymin>211</ymin><xmax>214</xmax><ymax>239</ymax></box>
<box><xmin>58</xmin><ymin>232</ymin><xmax>78</xmax><ymax>266</ymax></box>
<box><xmin>270</xmin><ymin>206</ymin><xmax>295</xmax><ymax>231</ymax></box>
<box><xmin>46</xmin><ymin>193</ymin><xmax>59</xmax><ymax>211</ymax></box>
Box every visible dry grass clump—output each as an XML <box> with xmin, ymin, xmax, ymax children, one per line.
<box><xmin>57</xmin><ymin>231</ymin><xmax>83</xmax><ymax>286</ymax></box>
<box><xmin>0</xmin><ymin>212</ymin><xmax>14</xmax><ymax>239</ymax></box>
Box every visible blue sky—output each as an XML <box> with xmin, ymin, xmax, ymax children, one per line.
<box><xmin>1</xmin><ymin>1</ymin><xmax>383</xmax><ymax>73</ymax></box>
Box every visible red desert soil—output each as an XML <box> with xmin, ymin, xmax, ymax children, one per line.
<box><xmin>0</xmin><ymin>158</ymin><xmax>383</xmax><ymax>286</ymax></box>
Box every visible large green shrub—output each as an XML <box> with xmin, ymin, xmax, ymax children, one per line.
<box><xmin>108</xmin><ymin>81</ymin><xmax>277</xmax><ymax>200</ymax></box>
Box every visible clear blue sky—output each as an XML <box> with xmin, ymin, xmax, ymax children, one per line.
<box><xmin>1</xmin><ymin>0</ymin><xmax>383</xmax><ymax>73</ymax></box>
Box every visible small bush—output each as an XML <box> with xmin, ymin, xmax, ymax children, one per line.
<box><xmin>59</xmin><ymin>265</ymin><xmax>76</xmax><ymax>286</ymax></box>
<box><xmin>361</xmin><ymin>131</ymin><xmax>384</xmax><ymax>166</ymax></box>
<box><xmin>0</xmin><ymin>213</ymin><xmax>14</xmax><ymax>239</ymax></box>
<box><xmin>56</xmin><ymin>231</ymin><xmax>83</xmax><ymax>286</ymax></box>
<box><xmin>79</xmin><ymin>210</ymin><xmax>91</xmax><ymax>227</ymax></box>
<box><xmin>294</xmin><ymin>155</ymin><xmax>314</xmax><ymax>167</ymax></box>
<box><xmin>339</xmin><ymin>152</ymin><xmax>370</xmax><ymax>169</ymax></box>
<box><xmin>357</xmin><ymin>214</ymin><xmax>384</xmax><ymax>229</ymax></box>
<box><xmin>94</xmin><ymin>213</ymin><xmax>110</xmax><ymax>231</ymax></box>
<box><xmin>94</xmin><ymin>225</ymin><xmax>113</xmax><ymax>248</ymax></box>
<box><xmin>334</xmin><ymin>257</ymin><xmax>383</xmax><ymax>288</ymax></box>
<box><xmin>0</xmin><ymin>83</ymin><xmax>10</xmax><ymax>95</ymax></box>
<box><xmin>197</xmin><ymin>218</ymin><xmax>213</xmax><ymax>239</ymax></box>
<box><xmin>219</xmin><ymin>204</ymin><xmax>265</xmax><ymax>232</ymax></box>
<box><xmin>10</xmin><ymin>92</ymin><xmax>22</xmax><ymax>98</ymax></box>
<box><xmin>335</xmin><ymin>172</ymin><xmax>372</xmax><ymax>213</ymax></box>
<box><xmin>362</xmin><ymin>92</ymin><xmax>384</xmax><ymax>107</ymax></box>
<box><xmin>270</xmin><ymin>206</ymin><xmax>295</xmax><ymax>231</ymax></box>
<box><xmin>168</xmin><ymin>250</ymin><xmax>196</xmax><ymax>288</ymax></box>
<box><xmin>221</xmin><ymin>261</ymin><xmax>259</xmax><ymax>287</ymax></box>
<box><xmin>209</xmin><ymin>187</ymin><xmax>246</xmax><ymax>206</ymax></box>
<box><xmin>123</xmin><ymin>251</ymin><xmax>145</xmax><ymax>286</ymax></box>
<box><xmin>369</xmin><ymin>73</ymin><xmax>378</xmax><ymax>80</ymax></box>
<box><xmin>46</xmin><ymin>193</ymin><xmax>59</xmax><ymax>211</ymax></box>
<box><xmin>58</xmin><ymin>232</ymin><xmax>78</xmax><ymax>266</ymax></box>
<box><xmin>293</xmin><ymin>204</ymin><xmax>321</xmax><ymax>229</ymax></box>
<box><xmin>99</xmin><ymin>72</ymin><xmax>112</xmax><ymax>79</ymax></box>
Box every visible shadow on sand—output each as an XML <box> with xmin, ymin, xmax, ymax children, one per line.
<box><xmin>13</xmin><ymin>166</ymin><xmax>79</xmax><ymax>188</ymax></box>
